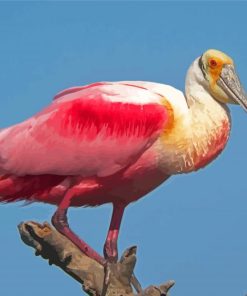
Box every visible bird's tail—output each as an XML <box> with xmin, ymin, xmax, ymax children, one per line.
<box><xmin>0</xmin><ymin>174</ymin><xmax>66</xmax><ymax>204</ymax></box>
<box><xmin>0</xmin><ymin>126</ymin><xmax>67</xmax><ymax>204</ymax></box>
<box><xmin>0</xmin><ymin>129</ymin><xmax>33</xmax><ymax>203</ymax></box>
<box><xmin>0</xmin><ymin>175</ymin><xmax>26</xmax><ymax>203</ymax></box>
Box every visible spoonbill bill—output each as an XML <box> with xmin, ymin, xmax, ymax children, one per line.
<box><xmin>0</xmin><ymin>49</ymin><xmax>246</xmax><ymax>270</ymax></box>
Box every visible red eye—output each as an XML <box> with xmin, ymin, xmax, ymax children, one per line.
<box><xmin>209</xmin><ymin>59</ymin><xmax>217</xmax><ymax>67</ymax></box>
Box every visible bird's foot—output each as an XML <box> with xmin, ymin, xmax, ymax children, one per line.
<box><xmin>101</xmin><ymin>246</ymin><xmax>143</xmax><ymax>296</ymax></box>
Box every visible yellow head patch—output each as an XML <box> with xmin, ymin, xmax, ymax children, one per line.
<box><xmin>202</xmin><ymin>49</ymin><xmax>233</xmax><ymax>84</ymax></box>
<box><xmin>201</xmin><ymin>49</ymin><xmax>235</xmax><ymax>103</ymax></box>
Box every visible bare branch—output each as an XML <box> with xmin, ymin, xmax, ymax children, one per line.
<box><xmin>18</xmin><ymin>221</ymin><xmax>174</xmax><ymax>296</ymax></box>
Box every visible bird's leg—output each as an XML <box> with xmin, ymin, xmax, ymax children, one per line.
<box><xmin>102</xmin><ymin>204</ymin><xmax>143</xmax><ymax>294</ymax></box>
<box><xmin>51</xmin><ymin>189</ymin><xmax>105</xmax><ymax>266</ymax></box>
<box><xmin>102</xmin><ymin>203</ymin><xmax>125</xmax><ymax>296</ymax></box>
<box><xmin>103</xmin><ymin>203</ymin><xmax>125</xmax><ymax>262</ymax></box>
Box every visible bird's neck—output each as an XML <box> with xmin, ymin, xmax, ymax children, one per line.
<box><xmin>158</xmin><ymin>66</ymin><xmax>231</xmax><ymax>175</ymax></box>
<box><xmin>184</xmin><ymin>60</ymin><xmax>231</xmax><ymax>135</ymax></box>
<box><xmin>186</xmin><ymin>83</ymin><xmax>231</xmax><ymax>171</ymax></box>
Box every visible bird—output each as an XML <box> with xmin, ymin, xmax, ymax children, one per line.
<box><xmin>0</xmin><ymin>49</ymin><xmax>246</xmax><ymax>286</ymax></box>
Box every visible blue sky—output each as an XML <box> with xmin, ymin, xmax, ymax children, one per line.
<box><xmin>0</xmin><ymin>2</ymin><xmax>247</xmax><ymax>296</ymax></box>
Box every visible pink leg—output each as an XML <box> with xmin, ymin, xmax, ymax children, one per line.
<box><xmin>102</xmin><ymin>203</ymin><xmax>142</xmax><ymax>294</ymax></box>
<box><xmin>51</xmin><ymin>189</ymin><xmax>105</xmax><ymax>266</ymax></box>
<box><xmin>104</xmin><ymin>203</ymin><xmax>126</xmax><ymax>262</ymax></box>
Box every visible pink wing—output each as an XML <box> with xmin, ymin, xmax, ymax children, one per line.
<box><xmin>0</xmin><ymin>82</ymin><xmax>168</xmax><ymax>177</ymax></box>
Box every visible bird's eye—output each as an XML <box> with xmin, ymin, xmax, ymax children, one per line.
<box><xmin>209</xmin><ymin>59</ymin><xmax>218</xmax><ymax>68</ymax></box>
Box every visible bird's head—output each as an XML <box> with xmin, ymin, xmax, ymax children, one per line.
<box><xmin>197</xmin><ymin>49</ymin><xmax>247</xmax><ymax>111</ymax></box>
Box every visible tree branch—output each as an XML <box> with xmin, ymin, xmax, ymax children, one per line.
<box><xmin>18</xmin><ymin>221</ymin><xmax>175</xmax><ymax>296</ymax></box>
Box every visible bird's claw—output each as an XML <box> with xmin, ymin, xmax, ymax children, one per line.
<box><xmin>101</xmin><ymin>261</ymin><xmax>112</xmax><ymax>296</ymax></box>
<box><xmin>101</xmin><ymin>246</ymin><xmax>143</xmax><ymax>296</ymax></box>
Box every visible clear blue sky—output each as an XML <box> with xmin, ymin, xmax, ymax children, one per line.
<box><xmin>0</xmin><ymin>2</ymin><xmax>247</xmax><ymax>296</ymax></box>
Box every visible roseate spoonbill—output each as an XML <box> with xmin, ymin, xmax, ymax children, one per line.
<box><xmin>0</xmin><ymin>49</ymin><xmax>246</xmax><ymax>284</ymax></box>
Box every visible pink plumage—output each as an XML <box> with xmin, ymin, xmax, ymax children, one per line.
<box><xmin>0</xmin><ymin>82</ymin><xmax>169</xmax><ymax>206</ymax></box>
<box><xmin>0</xmin><ymin>81</ymin><xmax>172</xmax><ymax>267</ymax></box>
